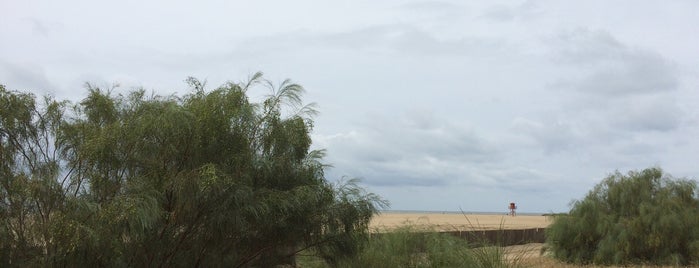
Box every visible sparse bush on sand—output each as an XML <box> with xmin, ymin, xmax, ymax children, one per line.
<box><xmin>546</xmin><ymin>167</ymin><xmax>699</xmax><ymax>266</ymax></box>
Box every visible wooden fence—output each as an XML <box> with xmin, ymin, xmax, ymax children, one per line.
<box><xmin>442</xmin><ymin>228</ymin><xmax>546</xmax><ymax>246</ymax></box>
<box><xmin>371</xmin><ymin>228</ymin><xmax>547</xmax><ymax>247</ymax></box>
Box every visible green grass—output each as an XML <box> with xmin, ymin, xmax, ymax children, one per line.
<box><xmin>298</xmin><ymin>223</ymin><xmax>528</xmax><ymax>268</ymax></box>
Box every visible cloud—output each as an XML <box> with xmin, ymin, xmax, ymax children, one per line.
<box><xmin>26</xmin><ymin>18</ymin><xmax>50</xmax><ymax>37</ymax></box>
<box><xmin>543</xmin><ymin>29</ymin><xmax>684</xmax><ymax>136</ymax></box>
<box><xmin>396</xmin><ymin>1</ymin><xmax>467</xmax><ymax>21</ymax></box>
<box><xmin>610</xmin><ymin>95</ymin><xmax>682</xmax><ymax>132</ymax></box>
<box><xmin>230</xmin><ymin>24</ymin><xmax>512</xmax><ymax>60</ymax></box>
<box><xmin>398</xmin><ymin>1</ymin><xmax>464</xmax><ymax>12</ymax></box>
<box><xmin>482</xmin><ymin>0</ymin><xmax>541</xmax><ymax>22</ymax></box>
<box><xmin>511</xmin><ymin>117</ymin><xmax>579</xmax><ymax>154</ymax></box>
<box><xmin>549</xmin><ymin>29</ymin><xmax>626</xmax><ymax>64</ymax></box>
<box><xmin>571</xmin><ymin>51</ymin><xmax>677</xmax><ymax>97</ymax></box>
<box><xmin>316</xmin><ymin>111</ymin><xmax>501</xmax><ymax>187</ymax></box>
<box><xmin>0</xmin><ymin>60</ymin><xmax>56</xmax><ymax>94</ymax></box>
<box><xmin>485</xmin><ymin>167</ymin><xmax>558</xmax><ymax>193</ymax></box>
<box><xmin>550</xmin><ymin>29</ymin><xmax>678</xmax><ymax>97</ymax></box>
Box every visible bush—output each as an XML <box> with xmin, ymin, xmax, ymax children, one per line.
<box><xmin>298</xmin><ymin>223</ymin><xmax>527</xmax><ymax>268</ymax></box>
<box><xmin>546</xmin><ymin>167</ymin><xmax>699</xmax><ymax>265</ymax></box>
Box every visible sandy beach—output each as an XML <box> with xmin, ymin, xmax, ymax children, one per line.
<box><xmin>370</xmin><ymin>212</ymin><xmax>552</xmax><ymax>232</ymax></box>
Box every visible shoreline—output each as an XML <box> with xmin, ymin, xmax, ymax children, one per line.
<box><xmin>370</xmin><ymin>212</ymin><xmax>552</xmax><ymax>232</ymax></box>
<box><xmin>378</xmin><ymin>210</ymin><xmax>547</xmax><ymax>216</ymax></box>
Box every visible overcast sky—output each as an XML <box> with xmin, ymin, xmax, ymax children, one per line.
<box><xmin>2</xmin><ymin>0</ymin><xmax>699</xmax><ymax>213</ymax></box>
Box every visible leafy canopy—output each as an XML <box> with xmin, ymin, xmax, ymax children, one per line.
<box><xmin>0</xmin><ymin>74</ymin><xmax>387</xmax><ymax>267</ymax></box>
<box><xmin>546</xmin><ymin>167</ymin><xmax>699</xmax><ymax>265</ymax></box>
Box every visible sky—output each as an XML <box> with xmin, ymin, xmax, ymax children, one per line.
<box><xmin>2</xmin><ymin>0</ymin><xmax>699</xmax><ymax>213</ymax></box>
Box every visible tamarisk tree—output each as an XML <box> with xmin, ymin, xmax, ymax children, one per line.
<box><xmin>546</xmin><ymin>167</ymin><xmax>699</xmax><ymax>265</ymax></box>
<box><xmin>0</xmin><ymin>74</ymin><xmax>387</xmax><ymax>267</ymax></box>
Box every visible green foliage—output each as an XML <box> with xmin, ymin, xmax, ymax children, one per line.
<box><xmin>0</xmin><ymin>76</ymin><xmax>386</xmax><ymax>267</ymax></box>
<box><xmin>300</xmin><ymin>224</ymin><xmax>525</xmax><ymax>268</ymax></box>
<box><xmin>546</xmin><ymin>167</ymin><xmax>699</xmax><ymax>265</ymax></box>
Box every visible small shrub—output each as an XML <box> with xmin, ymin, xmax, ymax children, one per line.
<box><xmin>334</xmin><ymin>225</ymin><xmax>469</xmax><ymax>267</ymax></box>
<box><xmin>546</xmin><ymin>167</ymin><xmax>699</xmax><ymax>265</ymax></box>
<box><xmin>298</xmin><ymin>223</ymin><xmax>528</xmax><ymax>268</ymax></box>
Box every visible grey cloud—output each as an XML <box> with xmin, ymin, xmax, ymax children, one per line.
<box><xmin>26</xmin><ymin>18</ymin><xmax>50</xmax><ymax>37</ymax></box>
<box><xmin>231</xmin><ymin>24</ymin><xmax>510</xmax><ymax>59</ymax></box>
<box><xmin>574</xmin><ymin>88</ymin><xmax>684</xmax><ymax>133</ymax></box>
<box><xmin>549</xmin><ymin>29</ymin><xmax>626</xmax><ymax>65</ymax></box>
<box><xmin>541</xmin><ymin>29</ymin><xmax>685</xmax><ymax>138</ymax></box>
<box><xmin>356</xmin><ymin>158</ymin><xmax>455</xmax><ymax>187</ymax></box>
<box><xmin>388</xmin><ymin>28</ymin><xmax>508</xmax><ymax>57</ymax></box>
<box><xmin>397</xmin><ymin>1</ymin><xmax>464</xmax><ymax>12</ymax></box>
<box><xmin>22</xmin><ymin>18</ymin><xmax>63</xmax><ymax>37</ymax></box>
<box><xmin>550</xmin><ymin>29</ymin><xmax>678</xmax><ymax>96</ymax></box>
<box><xmin>511</xmin><ymin>118</ymin><xmax>579</xmax><ymax>154</ymax></box>
<box><xmin>395</xmin><ymin>1</ymin><xmax>467</xmax><ymax>21</ymax></box>
<box><xmin>372</xmin><ymin>112</ymin><xmax>499</xmax><ymax>163</ymax></box>
<box><xmin>317</xmin><ymin>112</ymin><xmax>501</xmax><ymax>187</ymax></box>
<box><xmin>482</xmin><ymin>0</ymin><xmax>541</xmax><ymax>21</ymax></box>
<box><xmin>615</xmin><ymin>139</ymin><xmax>663</xmax><ymax>157</ymax></box>
<box><xmin>611</xmin><ymin>96</ymin><xmax>683</xmax><ymax>132</ymax></box>
<box><xmin>486</xmin><ymin>167</ymin><xmax>557</xmax><ymax>193</ymax></box>
<box><xmin>512</xmin><ymin>92</ymin><xmax>683</xmax><ymax>162</ymax></box>
<box><xmin>0</xmin><ymin>60</ymin><xmax>56</xmax><ymax>93</ymax></box>
<box><xmin>574</xmin><ymin>54</ymin><xmax>677</xmax><ymax>96</ymax></box>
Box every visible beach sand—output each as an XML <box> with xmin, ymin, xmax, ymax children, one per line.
<box><xmin>370</xmin><ymin>212</ymin><xmax>552</xmax><ymax>232</ymax></box>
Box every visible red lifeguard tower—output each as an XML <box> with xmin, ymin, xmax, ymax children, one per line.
<box><xmin>508</xmin><ymin>202</ymin><xmax>517</xmax><ymax>217</ymax></box>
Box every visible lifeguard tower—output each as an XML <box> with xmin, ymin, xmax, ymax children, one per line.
<box><xmin>508</xmin><ymin>202</ymin><xmax>517</xmax><ymax>217</ymax></box>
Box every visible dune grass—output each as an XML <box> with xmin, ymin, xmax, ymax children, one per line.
<box><xmin>298</xmin><ymin>221</ymin><xmax>529</xmax><ymax>268</ymax></box>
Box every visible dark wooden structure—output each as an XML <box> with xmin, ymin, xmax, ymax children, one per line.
<box><xmin>371</xmin><ymin>228</ymin><xmax>547</xmax><ymax>247</ymax></box>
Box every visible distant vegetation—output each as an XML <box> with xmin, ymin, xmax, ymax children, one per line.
<box><xmin>546</xmin><ymin>167</ymin><xmax>699</xmax><ymax>265</ymax></box>
<box><xmin>541</xmin><ymin>213</ymin><xmax>567</xmax><ymax>217</ymax></box>
<box><xmin>0</xmin><ymin>75</ymin><xmax>387</xmax><ymax>267</ymax></box>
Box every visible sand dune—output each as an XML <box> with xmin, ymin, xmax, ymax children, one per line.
<box><xmin>370</xmin><ymin>212</ymin><xmax>552</xmax><ymax>232</ymax></box>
